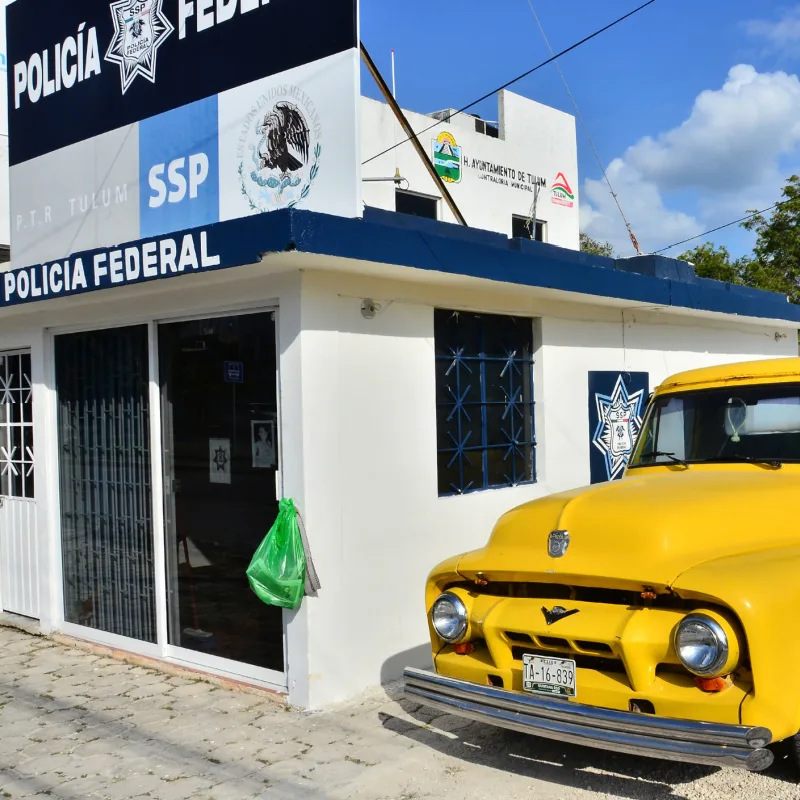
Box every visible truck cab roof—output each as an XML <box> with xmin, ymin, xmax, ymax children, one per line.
<box><xmin>658</xmin><ymin>357</ymin><xmax>800</xmax><ymax>394</ymax></box>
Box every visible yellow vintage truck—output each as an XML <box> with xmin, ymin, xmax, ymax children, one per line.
<box><xmin>405</xmin><ymin>357</ymin><xmax>800</xmax><ymax>772</ymax></box>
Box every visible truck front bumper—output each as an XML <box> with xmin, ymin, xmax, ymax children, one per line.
<box><xmin>404</xmin><ymin>668</ymin><xmax>774</xmax><ymax>771</ymax></box>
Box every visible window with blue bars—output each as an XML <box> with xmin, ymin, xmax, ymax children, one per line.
<box><xmin>435</xmin><ymin>309</ymin><xmax>536</xmax><ymax>496</ymax></box>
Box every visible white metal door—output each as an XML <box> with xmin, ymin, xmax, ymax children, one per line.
<box><xmin>0</xmin><ymin>350</ymin><xmax>39</xmax><ymax>619</ymax></box>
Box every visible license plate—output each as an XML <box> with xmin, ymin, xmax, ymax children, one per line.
<box><xmin>523</xmin><ymin>654</ymin><xmax>576</xmax><ymax>698</ymax></box>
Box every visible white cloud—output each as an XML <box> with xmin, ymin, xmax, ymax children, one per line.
<box><xmin>745</xmin><ymin>6</ymin><xmax>800</xmax><ymax>53</ymax></box>
<box><xmin>627</xmin><ymin>65</ymin><xmax>800</xmax><ymax>192</ymax></box>
<box><xmin>580</xmin><ymin>161</ymin><xmax>701</xmax><ymax>257</ymax></box>
<box><xmin>581</xmin><ymin>65</ymin><xmax>800</xmax><ymax>256</ymax></box>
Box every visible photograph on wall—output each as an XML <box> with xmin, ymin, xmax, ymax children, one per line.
<box><xmin>589</xmin><ymin>372</ymin><xmax>649</xmax><ymax>484</ymax></box>
<box><xmin>251</xmin><ymin>420</ymin><xmax>276</xmax><ymax>469</ymax></box>
<box><xmin>209</xmin><ymin>438</ymin><xmax>231</xmax><ymax>485</ymax></box>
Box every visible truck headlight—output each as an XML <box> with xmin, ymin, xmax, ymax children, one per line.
<box><xmin>675</xmin><ymin>614</ymin><xmax>729</xmax><ymax>676</ymax></box>
<box><xmin>431</xmin><ymin>592</ymin><xmax>468</xmax><ymax>643</ymax></box>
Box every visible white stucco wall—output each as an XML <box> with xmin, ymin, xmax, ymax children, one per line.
<box><xmin>0</xmin><ymin>252</ymin><xmax>795</xmax><ymax>709</ymax></box>
<box><xmin>360</xmin><ymin>91</ymin><xmax>580</xmax><ymax>248</ymax></box>
<box><xmin>297</xmin><ymin>270</ymin><xmax>797</xmax><ymax>707</ymax></box>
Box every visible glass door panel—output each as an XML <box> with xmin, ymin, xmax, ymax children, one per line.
<box><xmin>56</xmin><ymin>326</ymin><xmax>156</xmax><ymax>643</ymax></box>
<box><xmin>158</xmin><ymin>312</ymin><xmax>283</xmax><ymax>672</ymax></box>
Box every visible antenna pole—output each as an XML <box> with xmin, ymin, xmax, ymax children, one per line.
<box><xmin>360</xmin><ymin>42</ymin><xmax>468</xmax><ymax>226</ymax></box>
<box><xmin>391</xmin><ymin>49</ymin><xmax>396</xmax><ymax>99</ymax></box>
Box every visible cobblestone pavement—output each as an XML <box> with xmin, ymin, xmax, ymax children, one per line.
<box><xmin>1</xmin><ymin>627</ymin><xmax>800</xmax><ymax>800</ymax></box>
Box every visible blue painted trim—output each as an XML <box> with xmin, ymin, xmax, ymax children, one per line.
<box><xmin>288</xmin><ymin>210</ymin><xmax>800</xmax><ymax>323</ymax></box>
<box><xmin>1</xmin><ymin>208</ymin><xmax>798</xmax><ymax>325</ymax></box>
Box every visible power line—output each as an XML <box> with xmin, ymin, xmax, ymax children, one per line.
<box><xmin>362</xmin><ymin>0</ymin><xmax>659</xmax><ymax>166</ymax></box>
<box><xmin>525</xmin><ymin>0</ymin><xmax>642</xmax><ymax>255</ymax></box>
<box><xmin>653</xmin><ymin>204</ymin><xmax>779</xmax><ymax>255</ymax></box>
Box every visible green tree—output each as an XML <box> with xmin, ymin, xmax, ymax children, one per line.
<box><xmin>741</xmin><ymin>175</ymin><xmax>800</xmax><ymax>304</ymax></box>
<box><xmin>580</xmin><ymin>232</ymin><xmax>614</xmax><ymax>258</ymax></box>
<box><xmin>678</xmin><ymin>242</ymin><xmax>750</xmax><ymax>285</ymax></box>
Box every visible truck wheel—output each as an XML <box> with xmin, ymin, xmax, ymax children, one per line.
<box><xmin>789</xmin><ymin>733</ymin><xmax>800</xmax><ymax>772</ymax></box>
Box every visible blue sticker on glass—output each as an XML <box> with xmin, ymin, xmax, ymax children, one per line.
<box><xmin>139</xmin><ymin>96</ymin><xmax>220</xmax><ymax>238</ymax></box>
<box><xmin>224</xmin><ymin>361</ymin><xmax>244</xmax><ymax>383</ymax></box>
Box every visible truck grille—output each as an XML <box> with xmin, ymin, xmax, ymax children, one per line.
<box><xmin>442</xmin><ymin>590</ymin><xmax>730</xmax><ymax>693</ymax></box>
<box><xmin>509</xmin><ymin>646</ymin><xmax>626</xmax><ymax>674</ymax></box>
<box><xmin>505</xmin><ymin>631</ymin><xmax>625</xmax><ymax>674</ymax></box>
<box><xmin>506</xmin><ymin>631</ymin><xmax>614</xmax><ymax>655</ymax></box>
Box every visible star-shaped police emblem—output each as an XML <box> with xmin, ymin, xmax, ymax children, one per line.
<box><xmin>592</xmin><ymin>375</ymin><xmax>645</xmax><ymax>481</ymax></box>
<box><xmin>213</xmin><ymin>447</ymin><xmax>228</xmax><ymax>472</ymax></box>
<box><xmin>105</xmin><ymin>0</ymin><xmax>174</xmax><ymax>94</ymax></box>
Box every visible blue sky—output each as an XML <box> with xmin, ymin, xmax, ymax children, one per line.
<box><xmin>360</xmin><ymin>0</ymin><xmax>800</xmax><ymax>258</ymax></box>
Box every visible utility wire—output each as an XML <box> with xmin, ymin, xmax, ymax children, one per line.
<box><xmin>525</xmin><ymin>0</ymin><xmax>642</xmax><ymax>255</ymax></box>
<box><xmin>653</xmin><ymin>203</ymin><xmax>780</xmax><ymax>255</ymax></box>
<box><xmin>361</xmin><ymin>0</ymin><xmax>659</xmax><ymax>166</ymax></box>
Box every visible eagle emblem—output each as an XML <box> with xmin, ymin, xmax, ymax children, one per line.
<box><xmin>258</xmin><ymin>102</ymin><xmax>310</xmax><ymax>177</ymax></box>
<box><xmin>239</xmin><ymin>92</ymin><xmax>322</xmax><ymax>213</ymax></box>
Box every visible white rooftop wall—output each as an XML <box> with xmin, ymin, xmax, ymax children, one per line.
<box><xmin>361</xmin><ymin>90</ymin><xmax>580</xmax><ymax>249</ymax></box>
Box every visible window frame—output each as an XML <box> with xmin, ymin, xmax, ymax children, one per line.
<box><xmin>434</xmin><ymin>309</ymin><xmax>537</xmax><ymax>496</ymax></box>
<box><xmin>0</xmin><ymin>350</ymin><xmax>34</xmax><ymax>499</ymax></box>
<box><xmin>395</xmin><ymin>188</ymin><xmax>440</xmax><ymax>220</ymax></box>
<box><xmin>511</xmin><ymin>214</ymin><xmax>547</xmax><ymax>242</ymax></box>
<box><xmin>629</xmin><ymin>382</ymin><xmax>800</xmax><ymax>468</ymax></box>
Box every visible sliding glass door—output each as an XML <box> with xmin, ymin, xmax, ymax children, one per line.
<box><xmin>53</xmin><ymin>312</ymin><xmax>285</xmax><ymax>681</ymax></box>
<box><xmin>55</xmin><ymin>326</ymin><xmax>156</xmax><ymax>643</ymax></box>
<box><xmin>158</xmin><ymin>313</ymin><xmax>284</xmax><ymax>673</ymax></box>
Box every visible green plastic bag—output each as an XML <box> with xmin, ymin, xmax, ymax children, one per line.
<box><xmin>246</xmin><ymin>498</ymin><xmax>306</xmax><ymax>609</ymax></box>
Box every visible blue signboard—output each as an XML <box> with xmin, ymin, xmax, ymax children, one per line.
<box><xmin>8</xmin><ymin>0</ymin><xmax>358</xmax><ymax>166</ymax></box>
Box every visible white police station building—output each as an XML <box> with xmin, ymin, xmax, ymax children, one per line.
<box><xmin>0</xmin><ymin>0</ymin><xmax>796</xmax><ymax>709</ymax></box>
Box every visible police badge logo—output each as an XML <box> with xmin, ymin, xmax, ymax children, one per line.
<box><xmin>592</xmin><ymin>374</ymin><xmax>645</xmax><ymax>481</ymax></box>
<box><xmin>105</xmin><ymin>0</ymin><xmax>174</xmax><ymax>94</ymax></box>
<box><xmin>547</xmin><ymin>530</ymin><xmax>570</xmax><ymax>559</ymax></box>
<box><xmin>238</xmin><ymin>92</ymin><xmax>322</xmax><ymax>213</ymax></box>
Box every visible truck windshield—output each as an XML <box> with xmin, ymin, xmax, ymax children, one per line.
<box><xmin>629</xmin><ymin>382</ymin><xmax>800</xmax><ymax>467</ymax></box>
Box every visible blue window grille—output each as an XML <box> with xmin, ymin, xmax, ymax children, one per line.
<box><xmin>435</xmin><ymin>310</ymin><xmax>536</xmax><ymax>496</ymax></box>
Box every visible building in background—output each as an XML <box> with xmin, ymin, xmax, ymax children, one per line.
<box><xmin>361</xmin><ymin>92</ymin><xmax>579</xmax><ymax>248</ymax></box>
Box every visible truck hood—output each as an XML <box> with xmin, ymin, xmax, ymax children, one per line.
<box><xmin>456</xmin><ymin>469</ymin><xmax>800</xmax><ymax>590</ymax></box>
